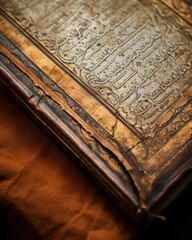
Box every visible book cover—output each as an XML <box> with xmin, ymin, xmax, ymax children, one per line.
<box><xmin>0</xmin><ymin>0</ymin><xmax>192</xmax><ymax>228</ymax></box>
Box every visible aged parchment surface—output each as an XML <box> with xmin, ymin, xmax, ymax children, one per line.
<box><xmin>1</xmin><ymin>0</ymin><xmax>192</xmax><ymax>174</ymax></box>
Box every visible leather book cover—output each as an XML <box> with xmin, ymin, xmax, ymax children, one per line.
<box><xmin>0</xmin><ymin>0</ymin><xmax>192</xmax><ymax>228</ymax></box>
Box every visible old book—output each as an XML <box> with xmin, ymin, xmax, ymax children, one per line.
<box><xmin>0</xmin><ymin>0</ymin><xmax>192</xmax><ymax>229</ymax></box>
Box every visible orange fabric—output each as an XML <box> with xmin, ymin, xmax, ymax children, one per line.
<box><xmin>0</xmin><ymin>88</ymin><xmax>136</xmax><ymax>240</ymax></box>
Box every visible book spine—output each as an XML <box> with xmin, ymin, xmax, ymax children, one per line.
<box><xmin>0</xmin><ymin>59</ymin><xmax>145</xmax><ymax>229</ymax></box>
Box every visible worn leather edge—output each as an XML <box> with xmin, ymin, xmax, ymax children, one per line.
<box><xmin>0</xmin><ymin>60</ymin><xmax>150</xmax><ymax>228</ymax></box>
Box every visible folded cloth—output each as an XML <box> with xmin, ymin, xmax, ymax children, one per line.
<box><xmin>0</xmin><ymin>88</ymin><xmax>136</xmax><ymax>240</ymax></box>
